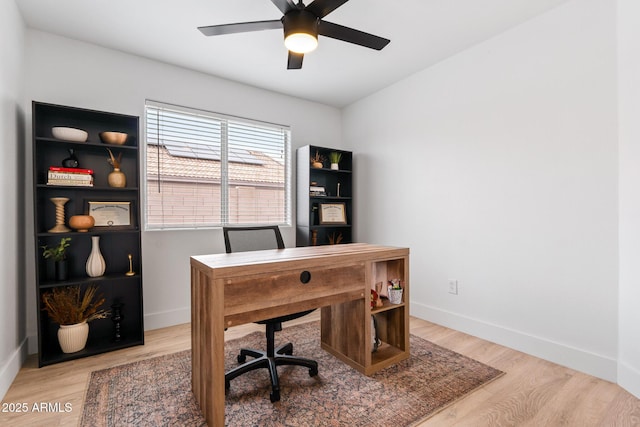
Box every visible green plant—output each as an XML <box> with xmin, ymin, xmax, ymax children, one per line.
<box><xmin>329</xmin><ymin>151</ymin><xmax>342</xmax><ymax>164</ymax></box>
<box><xmin>41</xmin><ymin>237</ymin><xmax>71</xmax><ymax>262</ymax></box>
<box><xmin>41</xmin><ymin>285</ymin><xmax>110</xmax><ymax>325</ymax></box>
<box><xmin>389</xmin><ymin>279</ymin><xmax>402</xmax><ymax>290</ymax></box>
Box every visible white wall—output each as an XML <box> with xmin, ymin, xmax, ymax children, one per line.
<box><xmin>0</xmin><ymin>0</ymin><xmax>27</xmax><ymax>400</ymax></box>
<box><xmin>344</xmin><ymin>0</ymin><xmax>619</xmax><ymax>381</ymax></box>
<box><xmin>23</xmin><ymin>31</ymin><xmax>342</xmax><ymax>342</ymax></box>
<box><xmin>617</xmin><ymin>0</ymin><xmax>640</xmax><ymax>398</ymax></box>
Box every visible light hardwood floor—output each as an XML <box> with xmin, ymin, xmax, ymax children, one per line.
<box><xmin>1</xmin><ymin>313</ymin><xmax>638</xmax><ymax>426</ymax></box>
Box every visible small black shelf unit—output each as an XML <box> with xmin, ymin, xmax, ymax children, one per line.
<box><xmin>296</xmin><ymin>145</ymin><xmax>353</xmax><ymax>246</ymax></box>
<box><xmin>32</xmin><ymin>101</ymin><xmax>144</xmax><ymax>367</ymax></box>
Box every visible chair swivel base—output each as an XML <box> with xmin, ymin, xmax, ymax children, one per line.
<box><xmin>225</xmin><ymin>342</ymin><xmax>319</xmax><ymax>402</ymax></box>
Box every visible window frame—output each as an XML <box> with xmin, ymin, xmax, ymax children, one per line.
<box><xmin>142</xmin><ymin>100</ymin><xmax>292</xmax><ymax>231</ymax></box>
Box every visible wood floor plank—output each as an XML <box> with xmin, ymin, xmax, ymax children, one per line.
<box><xmin>1</xmin><ymin>314</ymin><xmax>638</xmax><ymax>426</ymax></box>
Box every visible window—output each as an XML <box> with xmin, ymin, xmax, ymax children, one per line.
<box><xmin>144</xmin><ymin>101</ymin><xmax>291</xmax><ymax>229</ymax></box>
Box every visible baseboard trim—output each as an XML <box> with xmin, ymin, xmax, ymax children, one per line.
<box><xmin>0</xmin><ymin>338</ymin><xmax>29</xmax><ymax>400</ymax></box>
<box><xmin>618</xmin><ymin>361</ymin><xmax>640</xmax><ymax>399</ymax></box>
<box><xmin>411</xmin><ymin>302</ymin><xmax>617</xmax><ymax>382</ymax></box>
<box><xmin>144</xmin><ymin>307</ymin><xmax>190</xmax><ymax>331</ymax></box>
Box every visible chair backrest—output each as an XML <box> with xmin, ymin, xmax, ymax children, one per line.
<box><xmin>223</xmin><ymin>225</ymin><xmax>285</xmax><ymax>254</ymax></box>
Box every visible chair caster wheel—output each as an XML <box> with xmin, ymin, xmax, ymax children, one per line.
<box><xmin>270</xmin><ymin>389</ymin><xmax>280</xmax><ymax>402</ymax></box>
<box><xmin>237</xmin><ymin>354</ymin><xmax>246</xmax><ymax>363</ymax></box>
<box><xmin>309</xmin><ymin>367</ymin><xmax>318</xmax><ymax>377</ymax></box>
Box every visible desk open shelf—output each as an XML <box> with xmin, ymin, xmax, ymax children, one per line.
<box><xmin>320</xmin><ymin>253</ymin><xmax>409</xmax><ymax>375</ymax></box>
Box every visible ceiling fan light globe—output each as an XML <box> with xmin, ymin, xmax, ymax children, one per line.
<box><xmin>285</xmin><ymin>33</ymin><xmax>318</xmax><ymax>54</ymax></box>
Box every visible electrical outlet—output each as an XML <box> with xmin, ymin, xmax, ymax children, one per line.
<box><xmin>448</xmin><ymin>279</ymin><xmax>458</xmax><ymax>295</ymax></box>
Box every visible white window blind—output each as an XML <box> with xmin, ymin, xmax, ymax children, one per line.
<box><xmin>144</xmin><ymin>101</ymin><xmax>291</xmax><ymax>229</ymax></box>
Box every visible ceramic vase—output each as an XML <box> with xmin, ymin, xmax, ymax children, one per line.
<box><xmin>54</xmin><ymin>259</ymin><xmax>68</xmax><ymax>281</ymax></box>
<box><xmin>61</xmin><ymin>148</ymin><xmax>80</xmax><ymax>168</ymax></box>
<box><xmin>58</xmin><ymin>321</ymin><xmax>89</xmax><ymax>353</ymax></box>
<box><xmin>69</xmin><ymin>214</ymin><xmax>95</xmax><ymax>232</ymax></box>
<box><xmin>108</xmin><ymin>168</ymin><xmax>126</xmax><ymax>188</ymax></box>
<box><xmin>331</xmin><ymin>163</ymin><xmax>339</xmax><ymax>170</ymax></box>
<box><xmin>86</xmin><ymin>236</ymin><xmax>106</xmax><ymax>277</ymax></box>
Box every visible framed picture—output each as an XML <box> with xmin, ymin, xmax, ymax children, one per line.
<box><xmin>87</xmin><ymin>201</ymin><xmax>132</xmax><ymax>227</ymax></box>
<box><xmin>319</xmin><ymin>202</ymin><xmax>347</xmax><ymax>224</ymax></box>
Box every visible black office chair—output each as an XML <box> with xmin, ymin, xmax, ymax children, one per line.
<box><xmin>223</xmin><ymin>225</ymin><xmax>318</xmax><ymax>402</ymax></box>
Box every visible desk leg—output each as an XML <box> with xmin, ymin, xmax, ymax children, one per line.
<box><xmin>192</xmin><ymin>268</ymin><xmax>225</xmax><ymax>426</ymax></box>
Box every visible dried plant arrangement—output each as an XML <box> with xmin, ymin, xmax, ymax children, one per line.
<box><xmin>106</xmin><ymin>147</ymin><xmax>122</xmax><ymax>169</ymax></box>
<box><xmin>310</xmin><ymin>150</ymin><xmax>325</xmax><ymax>166</ymax></box>
<box><xmin>41</xmin><ymin>285</ymin><xmax>110</xmax><ymax>325</ymax></box>
<box><xmin>328</xmin><ymin>232</ymin><xmax>343</xmax><ymax>245</ymax></box>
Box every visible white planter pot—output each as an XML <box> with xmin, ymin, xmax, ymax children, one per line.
<box><xmin>387</xmin><ymin>286</ymin><xmax>403</xmax><ymax>304</ymax></box>
<box><xmin>58</xmin><ymin>321</ymin><xmax>89</xmax><ymax>353</ymax></box>
<box><xmin>330</xmin><ymin>163</ymin><xmax>339</xmax><ymax>170</ymax></box>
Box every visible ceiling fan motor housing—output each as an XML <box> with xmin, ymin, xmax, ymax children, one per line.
<box><xmin>283</xmin><ymin>10</ymin><xmax>319</xmax><ymax>41</ymax></box>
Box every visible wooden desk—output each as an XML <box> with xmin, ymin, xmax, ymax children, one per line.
<box><xmin>191</xmin><ymin>243</ymin><xmax>410</xmax><ymax>426</ymax></box>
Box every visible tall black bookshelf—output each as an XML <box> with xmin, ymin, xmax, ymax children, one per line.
<box><xmin>32</xmin><ymin>101</ymin><xmax>144</xmax><ymax>366</ymax></box>
<box><xmin>296</xmin><ymin>145</ymin><xmax>353</xmax><ymax>246</ymax></box>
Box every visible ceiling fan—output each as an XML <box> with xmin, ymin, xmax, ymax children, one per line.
<box><xmin>198</xmin><ymin>0</ymin><xmax>390</xmax><ymax>69</ymax></box>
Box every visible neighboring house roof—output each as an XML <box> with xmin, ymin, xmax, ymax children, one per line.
<box><xmin>146</xmin><ymin>145</ymin><xmax>284</xmax><ymax>185</ymax></box>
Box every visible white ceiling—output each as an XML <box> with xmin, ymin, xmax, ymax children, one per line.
<box><xmin>16</xmin><ymin>0</ymin><xmax>570</xmax><ymax>108</ymax></box>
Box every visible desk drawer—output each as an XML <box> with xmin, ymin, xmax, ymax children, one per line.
<box><xmin>222</xmin><ymin>263</ymin><xmax>365</xmax><ymax>323</ymax></box>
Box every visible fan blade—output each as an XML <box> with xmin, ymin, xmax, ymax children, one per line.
<box><xmin>198</xmin><ymin>20</ymin><xmax>282</xmax><ymax>36</ymax></box>
<box><xmin>287</xmin><ymin>51</ymin><xmax>304</xmax><ymax>69</ymax></box>
<box><xmin>271</xmin><ymin>0</ymin><xmax>298</xmax><ymax>14</ymax></box>
<box><xmin>306</xmin><ymin>0</ymin><xmax>349</xmax><ymax>18</ymax></box>
<box><xmin>318</xmin><ymin>20</ymin><xmax>390</xmax><ymax>50</ymax></box>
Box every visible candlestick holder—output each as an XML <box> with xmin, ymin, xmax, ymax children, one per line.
<box><xmin>126</xmin><ymin>253</ymin><xmax>135</xmax><ymax>276</ymax></box>
<box><xmin>49</xmin><ymin>197</ymin><xmax>71</xmax><ymax>233</ymax></box>
<box><xmin>111</xmin><ymin>303</ymin><xmax>124</xmax><ymax>342</ymax></box>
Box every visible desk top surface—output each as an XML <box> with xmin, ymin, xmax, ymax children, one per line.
<box><xmin>191</xmin><ymin>243</ymin><xmax>409</xmax><ymax>272</ymax></box>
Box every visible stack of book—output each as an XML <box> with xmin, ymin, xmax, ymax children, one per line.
<box><xmin>47</xmin><ymin>166</ymin><xmax>94</xmax><ymax>187</ymax></box>
<box><xmin>310</xmin><ymin>185</ymin><xmax>326</xmax><ymax>196</ymax></box>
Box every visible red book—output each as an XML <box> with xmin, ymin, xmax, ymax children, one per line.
<box><xmin>49</xmin><ymin>166</ymin><xmax>94</xmax><ymax>175</ymax></box>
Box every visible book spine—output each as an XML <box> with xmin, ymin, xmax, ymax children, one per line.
<box><xmin>49</xmin><ymin>166</ymin><xmax>94</xmax><ymax>174</ymax></box>
<box><xmin>46</xmin><ymin>180</ymin><xmax>94</xmax><ymax>187</ymax></box>
<box><xmin>48</xmin><ymin>171</ymin><xmax>93</xmax><ymax>181</ymax></box>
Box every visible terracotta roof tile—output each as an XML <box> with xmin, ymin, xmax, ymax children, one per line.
<box><xmin>147</xmin><ymin>145</ymin><xmax>283</xmax><ymax>184</ymax></box>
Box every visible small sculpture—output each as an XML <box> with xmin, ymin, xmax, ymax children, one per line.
<box><xmin>48</xmin><ymin>197</ymin><xmax>71</xmax><ymax>233</ymax></box>
<box><xmin>126</xmin><ymin>254</ymin><xmax>135</xmax><ymax>276</ymax></box>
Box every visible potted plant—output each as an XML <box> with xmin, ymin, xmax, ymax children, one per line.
<box><xmin>42</xmin><ymin>237</ymin><xmax>71</xmax><ymax>281</ymax></box>
<box><xmin>329</xmin><ymin>151</ymin><xmax>342</xmax><ymax>170</ymax></box>
<box><xmin>387</xmin><ymin>279</ymin><xmax>403</xmax><ymax>304</ymax></box>
<box><xmin>41</xmin><ymin>285</ymin><xmax>110</xmax><ymax>353</ymax></box>
<box><xmin>310</xmin><ymin>150</ymin><xmax>324</xmax><ymax>168</ymax></box>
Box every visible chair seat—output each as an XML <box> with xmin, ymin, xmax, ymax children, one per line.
<box><xmin>255</xmin><ymin>309</ymin><xmax>315</xmax><ymax>325</ymax></box>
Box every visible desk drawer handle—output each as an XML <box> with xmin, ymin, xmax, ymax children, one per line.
<box><xmin>300</xmin><ymin>271</ymin><xmax>311</xmax><ymax>284</ymax></box>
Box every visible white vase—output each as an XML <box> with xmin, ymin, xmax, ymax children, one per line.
<box><xmin>58</xmin><ymin>321</ymin><xmax>89</xmax><ymax>353</ymax></box>
<box><xmin>86</xmin><ymin>235</ymin><xmax>106</xmax><ymax>277</ymax></box>
<box><xmin>330</xmin><ymin>163</ymin><xmax>339</xmax><ymax>170</ymax></box>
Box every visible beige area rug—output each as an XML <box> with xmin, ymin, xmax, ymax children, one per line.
<box><xmin>81</xmin><ymin>321</ymin><xmax>503</xmax><ymax>426</ymax></box>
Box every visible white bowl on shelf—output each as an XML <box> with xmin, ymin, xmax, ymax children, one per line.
<box><xmin>51</xmin><ymin>126</ymin><xmax>88</xmax><ymax>142</ymax></box>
